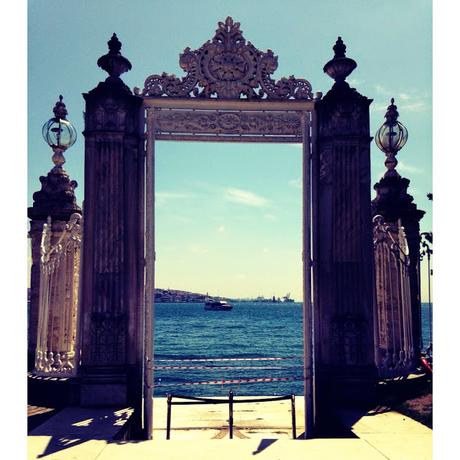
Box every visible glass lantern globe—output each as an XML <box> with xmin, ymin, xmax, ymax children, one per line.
<box><xmin>42</xmin><ymin>117</ymin><xmax>77</xmax><ymax>151</ymax></box>
<box><xmin>375</xmin><ymin>98</ymin><xmax>408</xmax><ymax>154</ymax></box>
<box><xmin>375</xmin><ymin>121</ymin><xmax>408</xmax><ymax>154</ymax></box>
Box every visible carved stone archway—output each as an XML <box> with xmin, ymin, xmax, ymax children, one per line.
<box><xmin>141</xmin><ymin>16</ymin><xmax>317</xmax><ymax>439</ymax></box>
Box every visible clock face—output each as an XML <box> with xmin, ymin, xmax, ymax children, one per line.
<box><xmin>208</xmin><ymin>52</ymin><xmax>248</xmax><ymax>81</ymax></box>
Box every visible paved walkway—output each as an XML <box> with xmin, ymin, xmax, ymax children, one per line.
<box><xmin>28</xmin><ymin>397</ymin><xmax>432</xmax><ymax>459</ymax></box>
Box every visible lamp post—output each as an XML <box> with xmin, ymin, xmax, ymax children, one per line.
<box><xmin>372</xmin><ymin>97</ymin><xmax>427</xmax><ymax>371</ymax></box>
<box><xmin>28</xmin><ymin>95</ymin><xmax>81</xmax><ymax>373</ymax></box>
<box><xmin>420</xmin><ymin>232</ymin><xmax>433</xmax><ymax>351</ymax></box>
<box><xmin>375</xmin><ymin>98</ymin><xmax>408</xmax><ymax>176</ymax></box>
<box><xmin>42</xmin><ymin>95</ymin><xmax>77</xmax><ymax>170</ymax></box>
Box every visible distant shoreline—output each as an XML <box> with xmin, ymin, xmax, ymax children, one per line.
<box><xmin>154</xmin><ymin>288</ymin><xmax>296</xmax><ymax>303</ymax></box>
<box><xmin>154</xmin><ymin>299</ymin><xmax>301</xmax><ymax>304</ymax></box>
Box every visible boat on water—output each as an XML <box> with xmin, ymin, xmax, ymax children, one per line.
<box><xmin>283</xmin><ymin>293</ymin><xmax>294</xmax><ymax>303</ymax></box>
<box><xmin>204</xmin><ymin>299</ymin><xmax>233</xmax><ymax>311</ymax></box>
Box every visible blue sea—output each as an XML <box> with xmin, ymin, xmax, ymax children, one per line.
<box><xmin>153</xmin><ymin>302</ymin><xmax>433</xmax><ymax>397</ymax></box>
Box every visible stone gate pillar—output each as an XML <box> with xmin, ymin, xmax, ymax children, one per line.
<box><xmin>314</xmin><ymin>38</ymin><xmax>375</xmax><ymax>409</ymax></box>
<box><xmin>372</xmin><ymin>163</ymin><xmax>425</xmax><ymax>360</ymax></box>
<box><xmin>79</xmin><ymin>34</ymin><xmax>144</xmax><ymax>429</ymax></box>
<box><xmin>28</xmin><ymin>157</ymin><xmax>81</xmax><ymax>371</ymax></box>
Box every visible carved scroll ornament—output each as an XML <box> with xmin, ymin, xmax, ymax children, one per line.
<box><xmin>141</xmin><ymin>17</ymin><xmax>313</xmax><ymax>100</ymax></box>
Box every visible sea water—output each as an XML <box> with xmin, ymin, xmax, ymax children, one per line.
<box><xmin>153</xmin><ymin>302</ymin><xmax>433</xmax><ymax>397</ymax></box>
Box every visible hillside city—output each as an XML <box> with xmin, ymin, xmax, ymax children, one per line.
<box><xmin>154</xmin><ymin>288</ymin><xmax>295</xmax><ymax>303</ymax></box>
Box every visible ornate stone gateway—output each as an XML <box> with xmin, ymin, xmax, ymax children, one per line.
<box><xmin>78</xmin><ymin>17</ymin><xmax>376</xmax><ymax>440</ymax></box>
<box><xmin>140</xmin><ymin>17</ymin><xmax>317</xmax><ymax>439</ymax></box>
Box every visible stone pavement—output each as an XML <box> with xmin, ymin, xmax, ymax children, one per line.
<box><xmin>28</xmin><ymin>396</ymin><xmax>432</xmax><ymax>459</ymax></box>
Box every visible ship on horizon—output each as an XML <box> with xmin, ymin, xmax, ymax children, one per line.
<box><xmin>283</xmin><ymin>293</ymin><xmax>294</xmax><ymax>303</ymax></box>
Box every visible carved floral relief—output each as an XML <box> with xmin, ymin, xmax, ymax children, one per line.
<box><xmin>154</xmin><ymin>109</ymin><xmax>303</xmax><ymax>137</ymax></box>
<box><xmin>142</xmin><ymin>17</ymin><xmax>313</xmax><ymax>100</ymax></box>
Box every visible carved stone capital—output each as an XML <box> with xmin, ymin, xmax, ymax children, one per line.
<box><xmin>372</xmin><ymin>174</ymin><xmax>425</xmax><ymax>224</ymax></box>
<box><xmin>28</xmin><ymin>167</ymin><xmax>81</xmax><ymax>222</ymax></box>
<box><xmin>317</xmin><ymin>82</ymin><xmax>371</xmax><ymax>138</ymax></box>
<box><xmin>84</xmin><ymin>90</ymin><xmax>142</xmax><ymax>134</ymax></box>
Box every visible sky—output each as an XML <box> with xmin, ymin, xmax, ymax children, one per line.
<box><xmin>27</xmin><ymin>0</ymin><xmax>433</xmax><ymax>301</ymax></box>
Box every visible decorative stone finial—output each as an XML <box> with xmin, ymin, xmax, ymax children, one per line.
<box><xmin>333</xmin><ymin>37</ymin><xmax>346</xmax><ymax>58</ymax></box>
<box><xmin>323</xmin><ymin>36</ymin><xmax>357</xmax><ymax>83</ymax></box>
<box><xmin>52</xmin><ymin>95</ymin><xmax>68</xmax><ymax>120</ymax></box>
<box><xmin>384</xmin><ymin>98</ymin><xmax>399</xmax><ymax>125</ymax></box>
<box><xmin>97</xmin><ymin>33</ymin><xmax>132</xmax><ymax>79</ymax></box>
<box><xmin>107</xmin><ymin>33</ymin><xmax>122</xmax><ymax>55</ymax></box>
<box><xmin>219</xmin><ymin>16</ymin><xmax>239</xmax><ymax>33</ymax></box>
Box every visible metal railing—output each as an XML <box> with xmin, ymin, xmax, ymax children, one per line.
<box><xmin>373</xmin><ymin>215</ymin><xmax>414</xmax><ymax>378</ymax></box>
<box><xmin>166</xmin><ymin>391</ymin><xmax>296</xmax><ymax>440</ymax></box>
<box><xmin>34</xmin><ymin>213</ymin><xmax>83</xmax><ymax>376</ymax></box>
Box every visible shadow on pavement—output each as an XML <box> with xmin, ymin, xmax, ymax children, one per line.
<box><xmin>30</xmin><ymin>407</ymin><xmax>132</xmax><ymax>458</ymax></box>
<box><xmin>252</xmin><ymin>438</ymin><xmax>277</xmax><ymax>455</ymax></box>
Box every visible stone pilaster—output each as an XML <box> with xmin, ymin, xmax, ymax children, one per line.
<box><xmin>78</xmin><ymin>34</ymin><xmax>144</xmax><ymax>433</ymax></box>
<box><xmin>314</xmin><ymin>38</ymin><xmax>376</xmax><ymax>410</ymax></box>
<box><xmin>28</xmin><ymin>167</ymin><xmax>81</xmax><ymax>371</ymax></box>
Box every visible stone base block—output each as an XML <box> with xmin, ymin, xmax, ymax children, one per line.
<box><xmin>316</xmin><ymin>366</ymin><xmax>378</xmax><ymax>410</ymax></box>
<box><xmin>80</xmin><ymin>383</ymin><xmax>127</xmax><ymax>407</ymax></box>
<box><xmin>28</xmin><ymin>373</ymin><xmax>80</xmax><ymax>407</ymax></box>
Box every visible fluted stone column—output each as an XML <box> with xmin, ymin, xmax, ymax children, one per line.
<box><xmin>28</xmin><ymin>166</ymin><xmax>81</xmax><ymax>371</ymax></box>
<box><xmin>314</xmin><ymin>38</ymin><xmax>376</xmax><ymax>410</ymax></box>
<box><xmin>78</xmin><ymin>33</ymin><xmax>144</xmax><ymax>433</ymax></box>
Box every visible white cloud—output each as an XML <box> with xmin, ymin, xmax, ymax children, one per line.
<box><xmin>188</xmin><ymin>244</ymin><xmax>208</xmax><ymax>254</ymax></box>
<box><xmin>262</xmin><ymin>247</ymin><xmax>270</xmax><ymax>253</ymax></box>
<box><xmin>370</xmin><ymin>103</ymin><xmax>389</xmax><ymax>114</ymax></box>
<box><xmin>397</xmin><ymin>161</ymin><xmax>425</xmax><ymax>175</ymax></box>
<box><xmin>289</xmin><ymin>178</ymin><xmax>302</xmax><ymax>189</ymax></box>
<box><xmin>156</xmin><ymin>191</ymin><xmax>191</xmax><ymax>199</ymax></box>
<box><xmin>156</xmin><ymin>191</ymin><xmax>194</xmax><ymax>205</ymax></box>
<box><xmin>374</xmin><ymin>83</ymin><xmax>387</xmax><ymax>94</ymax></box>
<box><xmin>264</xmin><ymin>213</ymin><xmax>276</xmax><ymax>221</ymax></box>
<box><xmin>399</xmin><ymin>101</ymin><xmax>427</xmax><ymax>112</ymax></box>
<box><xmin>371</xmin><ymin>84</ymin><xmax>429</xmax><ymax>114</ymax></box>
<box><xmin>162</xmin><ymin>245</ymin><xmax>177</xmax><ymax>252</ymax></box>
<box><xmin>224</xmin><ymin>187</ymin><xmax>269</xmax><ymax>207</ymax></box>
<box><xmin>170</xmin><ymin>215</ymin><xmax>192</xmax><ymax>224</ymax></box>
<box><xmin>348</xmin><ymin>78</ymin><xmax>364</xmax><ymax>87</ymax></box>
<box><xmin>217</xmin><ymin>225</ymin><xmax>225</xmax><ymax>233</ymax></box>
